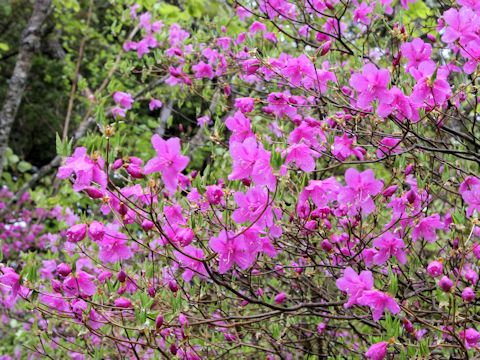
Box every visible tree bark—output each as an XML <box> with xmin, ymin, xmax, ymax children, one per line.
<box><xmin>0</xmin><ymin>0</ymin><xmax>52</xmax><ymax>178</ymax></box>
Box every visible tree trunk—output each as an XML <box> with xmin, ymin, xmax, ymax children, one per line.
<box><xmin>0</xmin><ymin>0</ymin><xmax>52</xmax><ymax>178</ymax></box>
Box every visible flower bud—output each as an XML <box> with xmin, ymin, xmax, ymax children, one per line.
<box><xmin>141</xmin><ymin>219</ymin><xmax>154</xmax><ymax>232</ymax></box>
<box><xmin>118</xmin><ymin>203</ymin><xmax>128</xmax><ymax>216</ymax></box>
<box><xmin>405</xmin><ymin>164</ymin><xmax>414</xmax><ymax>176</ymax></box>
<box><xmin>462</xmin><ymin>287</ymin><xmax>475</xmax><ymax>303</ymax></box>
<box><xmin>320</xmin><ymin>40</ymin><xmax>332</xmax><ymax>56</ymax></box>
<box><xmin>112</xmin><ymin>159</ymin><xmax>123</xmax><ymax>170</ymax></box>
<box><xmin>155</xmin><ymin>314</ymin><xmax>164</xmax><ymax>329</ymax></box>
<box><xmin>66</xmin><ymin>224</ymin><xmax>87</xmax><ymax>243</ymax></box>
<box><xmin>402</xmin><ymin>318</ymin><xmax>414</xmax><ymax>333</ymax></box>
<box><xmin>274</xmin><ymin>292</ymin><xmax>287</xmax><ymax>304</ymax></box>
<box><xmin>117</xmin><ymin>270</ymin><xmax>126</xmax><ymax>283</ymax></box>
<box><xmin>168</xmin><ymin>280</ymin><xmax>179</xmax><ymax>293</ymax></box>
<box><xmin>426</xmin><ymin>33</ymin><xmax>436</xmax><ymax>42</ymax></box>
<box><xmin>147</xmin><ymin>286</ymin><xmax>156</xmax><ymax>298</ymax></box>
<box><xmin>438</xmin><ymin>276</ymin><xmax>453</xmax><ymax>292</ymax></box>
<box><xmin>56</xmin><ymin>263</ymin><xmax>72</xmax><ymax>277</ymax></box>
<box><xmin>85</xmin><ymin>187</ymin><xmax>104</xmax><ymax>199</ymax></box>
<box><xmin>51</xmin><ymin>279</ymin><xmax>63</xmax><ymax>293</ymax></box>
<box><xmin>114</xmin><ymin>297</ymin><xmax>132</xmax><ymax>308</ymax></box>
<box><xmin>382</xmin><ymin>185</ymin><xmax>398</xmax><ymax>198</ymax></box>
<box><xmin>321</xmin><ymin>240</ymin><xmax>333</xmax><ymax>252</ymax></box>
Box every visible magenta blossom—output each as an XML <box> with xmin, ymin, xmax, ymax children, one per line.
<box><xmin>232</xmin><ymin>186</ymin><xmax>273</xmax><ymax>228</ymax></box>
<box><xmin>228</xmin><ymin>137</ymin><xmax>276</xmax><ymax>190</ymax></box>
<box><xmin>331</xmin><ymin>134</ymin><xmax>365</xmax><ymax>161</ymax></box>
<box><xmin>349</xmin><ymin>63</ymin><xmax>393</xmax><ymax>110</ymax></box>
<box><xmin>209</xmin><ymin>230</ymin><xmax>259</xmax><ymax>273</ymax></box>
<box><xmin>144</xmin><ymin>135</ymin><xmax>189</xmax><ymax>193</ymax></box>
<box><xmin>173</xmin><ymin>246</ymin><xmax>208</xmax><ymax>282</ymax></box>
<box><xmin>63</xmin><ymin>271</ymin><xmax>96</xmax><ymax>297</ymax></box>
<box><xmin>98</xmin><ymin>230</ymin><xmax>133</xmax><ymax>263</ymax></box>
<box><xmin>336</xmin><ymin>267</ymin><xmax>374</xmax><ymax>308</ymax></box>
<box><xmin>57</xmin><ymin>147</ymin><xmax>107</xmax><ymax>192</ymax></box>
<box><xmin>411</xmin><ymin>214</ymin><xmax>443</xmax><ymax>242</ymax></box>
<box><xmin>192</xmin><ymin>61</ymin><xmax>214</xmax><ymax>79</ymax></box>
<box><xmin>225</xmin><ymin>111</ymin><xmax>254</xmax><ymax>143</ymax></box>
<box><xmin>400</xmin><ymin>38</ymin><xmax>433</xmax><ymax>71</ymax></box>
<box><xmin>338</xmin><ymin>168</ymin><xmax>383</xmax><ymax>216</ymax></box>
<box><xmin>427</xmin><ymin>260</ymin><xmax>443</xmax><ymax>277</ymax></box>
<box><xmin>357</xmin><ymin>290</ymin><xmax>400</xmax><ymax>321</ymax></box>
<box><xmin>149</xmin><ymin>98</ymin><xmax>163</xmax><ymax>111</ymax></box>
<box><xmin>372</xmin><ymin>232</ymin><xmax>407</xmax><ymax>265</ymax></box>
<box><xmin>113</xmin><ymin>91</ymin><xmax>134</xmax><ymax>109</ymax></box>
<box><xmin>285</xmin><ymin>143</ymin><xmax>320</xmax><ymax>172</ymax></box>
<box><xmin>459</xmin><ymin>328</ymin><xmax>480</xmax><ymax>349</ymax></box>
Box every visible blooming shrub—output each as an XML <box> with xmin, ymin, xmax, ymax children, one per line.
<box><xmin>1</xmin><ymin>0</ymin><xmax>480</xmax><ymax>358</ymax></box>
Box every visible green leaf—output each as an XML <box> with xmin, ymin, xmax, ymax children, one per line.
<box><xmin>17</xmin><ymin>161</ymin><xmax>32</xmax><ymax>173</ymax></box>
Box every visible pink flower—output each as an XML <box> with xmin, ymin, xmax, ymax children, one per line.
<box><xmin>225</xmin><ymin>111</ymin><xmax>254</xmax><ymax>143</ymax></box>
<box><xmin>63</xmin><ymin>271</ymin><xmax>96</xmax><ymax>297</ymax></box>
<box><xmin>283</xmin><ymin>54</ymin><xmax>315</xmax><ymax>87</ymax></box>
<box><xmin>441</xmin><ymin>8</ymin><xmax>479</xmax><ymax>46</ymax></box>
<box><xmin>336</xmin><ymin>267</ymin><xmax>374</xmax><ymax>308</ymax></box>
<box><xmin>357</xmin><ymin>290</ymin><xmax>400</xmax><ymax>321</ymax></box>
<box><xmin>88</xmin><ymin>221</ymin><xmax>105</xmax><ymax>241</ymax></box>
<box><xmin>0</xmin><ymin>268</ymin><xmax>20</xmax><ymax>302</ymax></box>
<box><xmin>113</xmin><ymin>91</ymin><xmax>134</xmax><ymax>109</ymax></box>
<box><xmin>377</xmin><ymin>86</ymin><xmax>417</xmax><ymax>121</ymax></box>
<box><xmin>459</xmin><ymin>328</ymin><xmax>480</xmax><ymax>349</ymax></box>
<box><xmin>98</xmin><ymin>230</ymin><xmax>133</xmax><ymax>263</ymax></box>
<box><xmin>234</xmin><ymin>97</ymin><xmax>255</xmax><ymax>113</ymax></box>
<box><xmin>354</xmin><ymin>2</ymin><xmax>372</xmax><ymax>25</ymax></box>
<box><xmin>228</xmin><ymin>137</ymin><xmax>276</xmax><ymax>190</ymax></box>
<box><xmin>427</xmin><ymin>260</ymin><xmax>443</xmax><ymax>277</ymax></box>
<box><xmin>411</xmin><ymin>214</ymin><xmax>443</xmax><ymax>242</ymax></box>
<box><xmin>400</xmin><ymin>38</ymin><xmax>433</xmax><ymax>71</ymax></box>
<box><xmin>57</xmin><ymin>147</ymin><xmax>107</xmax><ymax>192</ymax></box>
<box><xmin>372</xmin><ymin>232</ymin><xmax>407</xmax><ymax>265</ymax></box>
<box><xmin>149</xmin><ymin>98</ymin><xmax>163</xmax><ymax>111</ymax></box>
<box><xmin>39</xmin><ymin>293</ymin><xmax>69</xmax><ymax>313</ymax></box>
<box><xmin>365</xmin><ymin>341</ymin><xmax>387</xmax><ymax>360</ymax></box>
<box><xmin>331</xmin><ymin>134</ymin><xmax>365</xmax><ymax>161</ymax></box>
<box><xmin>197</xmin><ymin>115</ymin><xmax>211</xmax><ymax>128</ymax></box>
<box><xmin>459</xmin><ymin>176</ymin><xmax>480</xmax><ymax>217</ymax></box>
<box><xmin>144</xmin><ymin>135</ymin><xmax>190</xmax><ymax>193</ymax></box>
<box><xmin>205</xmin><ymin>185</ymin><xmax>224</xmax><ymax>205</ymax></box>
<box><xmin>232</xmin><ymin>186</ymin><xmax>273</xmax><ymax>228</ymax></box>
<box><xmin>376</xmin><ymin>137</ymin><xmax>402</xmax><ymax>158</ymax></box>
<box><xmin>192</xmin><ymin>61</ymin><xmax>214</xmax><ymax>79</ymax></box>
<box><xmin>66</xmin><ymin>224</ymin><xmax>87</xmax><ymax>243</ymax></box>
<box><xmin>285</xmin><ymin>143</ymin><xmax>320</xmax><ymax>172</ymax></box>
<box><xmin>338</xmin><ymin>168</ymin><xmax>383</xmax><ymax>216</ymax></box>
<box><xmin>173</xmin><ymin>246</ymin><xmax>208</xmax><ymax>281</ymax></box>
<box><xmin>349</xmin><ymin>63</ymin><xmax>393</xmax><ymax>109</ymax></box>
<box><xmin>209</xmin><ymin>230</ymin><xmax>259</xmax><ymax>273</ymax></box>
<box><xmin>410</xmin><ymin>62</ymin><xmax>451</xmax><ymax>106</ymax></box>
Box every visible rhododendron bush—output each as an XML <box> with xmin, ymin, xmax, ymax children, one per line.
<box><xmin>1</xmin><ymin>0</ymin><xmax>480</xmax><ymax>358</ymax></box>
